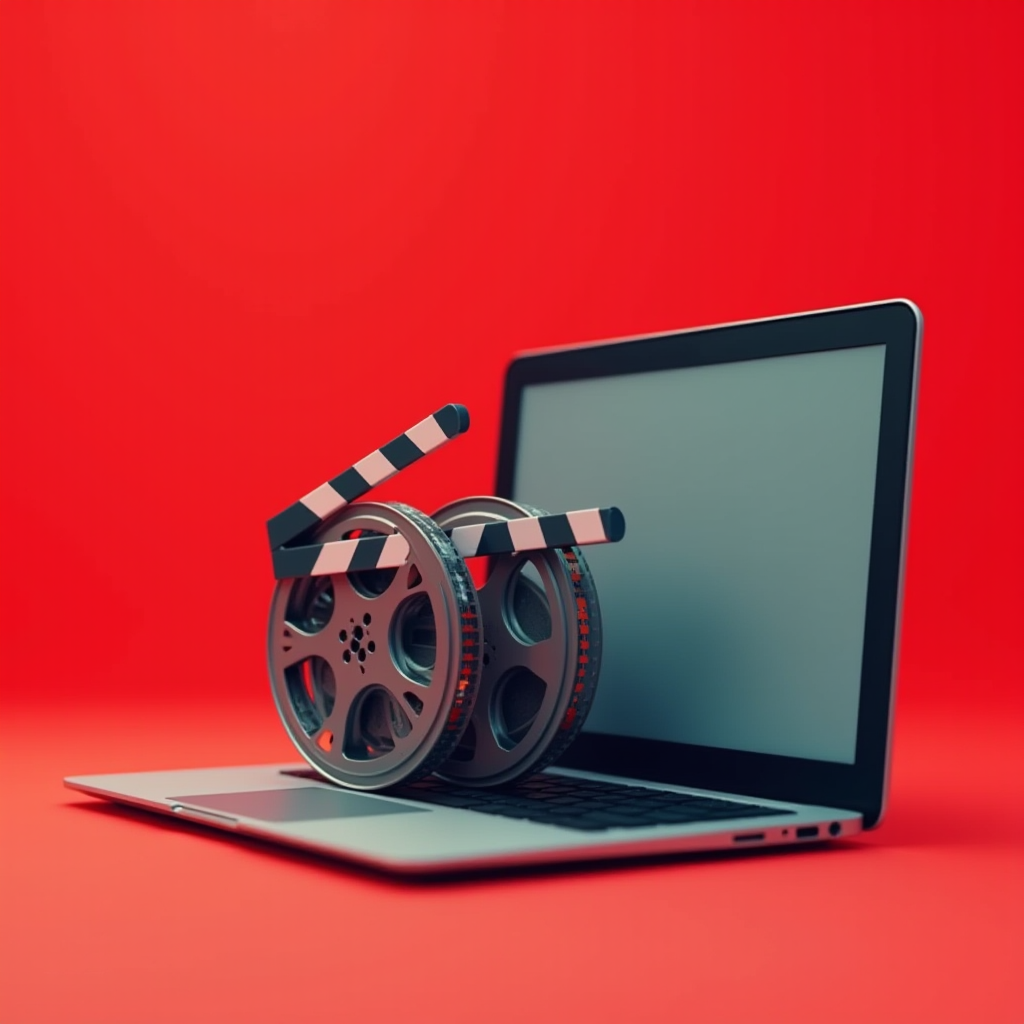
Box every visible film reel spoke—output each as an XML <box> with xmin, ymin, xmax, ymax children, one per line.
<box><xmin>315</xmin><ymin>675</ymin><xmax>368</xmax><ymax>756</ymax></box>
<box><xmin>479</xmin><ymin>553</ymin><xmax>561</xmax><ymax>681</ymax></box>
<box><xmin>511</xmin><ymin>634</ymin><xmax>560</xmax><ymax>678</ymax></box>
<box><xmin>340</xmin><ymin>684</ymin><xmax>419</xmax><ymax>760</ymax></box>
<box><xmin>282</xmin><ymin>653</ymin><xmax>338</xmax><ymax>742</ymax></box>
<box><xmin>457</xmin><ymin>703</ymin><xmax>505</xmax><ymax>766</ymax></box>
<box><xmin>278</xmin><ymin>622</ymin><xmax>339</xmax><ymax>668</ymax></box>
<box><xmin>373</xmin><ymin>642</ymin><xmax>444</xmax><ymax>718</ymax></box>
<box><xmin>478</xmin><ymin>619</ymin><xmax>561</xmax><ymax>757</ymax></box>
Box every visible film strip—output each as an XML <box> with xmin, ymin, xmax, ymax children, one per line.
<box><xmin>265</xmin><ymin>403</ymin><xmax>625</xmax><ymax>791</ymax></box>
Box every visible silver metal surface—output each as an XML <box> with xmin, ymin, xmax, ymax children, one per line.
<box><xmin>64</xmin><ymin>764</ymin><xmax>863</xmax><ymax>876</ymax></box>
<box><xmin>877</xmin><ymin>299</ymin><xmax>923</xmax><ymax>826</ymax></box>
<box><xmin>431</xmin><ymin>497</ymin><xmax>602</xmax><ymax>786</ymax></box>
<box><xmin>267</xmin><ymin>502</ymin><xmax>481</xmax><ymax>790</ymax></box>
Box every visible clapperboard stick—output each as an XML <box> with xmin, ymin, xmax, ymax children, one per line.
<box><xmin>271</xmin><ymin>507</ymin><xmax>626</xmax><ymax>580</ymax></box>
<box><xmin>266</xmin><ymin>403</ymin><xmax>471</xmax><ymax>551</ymax></box>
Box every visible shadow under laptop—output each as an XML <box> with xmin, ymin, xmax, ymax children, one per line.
<box><xmin>67</xmin><ymin>797</ymin><xmax>861</xmax><ymax>889</ymax></box>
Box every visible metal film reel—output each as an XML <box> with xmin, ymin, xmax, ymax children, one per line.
<box><xmin>267</xmin><ymin>502</ymin><xmax>482</xmax><ymax>790</ymax></box>
<box><xmin>431</xmin><ymin>497</ymin><xmax>603</xmax><ymax>787</ymax></box>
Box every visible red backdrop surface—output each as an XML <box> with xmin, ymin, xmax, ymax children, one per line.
<box><xmin>1</xmin><ymin>3</ymin><xmax>1021</xmax><ymax>1023</ymax></box>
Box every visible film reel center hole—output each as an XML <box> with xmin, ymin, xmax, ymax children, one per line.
<box><xmin>343</xmin><ymin>686</ymin><xmax>412</xmax><ymax>760</ymax></box>
<box><xmin>285</xmin><ymin>657</ymin><xmax>336</xmax><ymax>737</ymax></box>
<box><xmin>284</xmin><ymin>576</ymin><xmax>334</xmax><ymax>635</ymax></box>
<box><xmin>340</xmin><ymin>624</ymin><xmax>376</xmax><ymax>665</ymax></box>
<box><xmin>492</xmin><ymin>669</ymin><xmax>547</xmax><ymax>750</ymax></box>
<box><xmin>343</xmin><ymin>529</ymin><xmax>398</xmax><ymax>598</ymax></box>
<box><xmin>390</xmin><ymin>593</ymin><xmax>436</xmax><ymax>685</ymax></box>
<box><xmin>504</xmin><ymin>561</ymin><xmax>552</xmax><ymax>645</ymax></box>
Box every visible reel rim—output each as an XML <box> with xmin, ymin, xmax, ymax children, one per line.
<box><xmin>267</xmin><ymin>501</ymin><xmax>481</xmax><ymax>791</ymax></box>
<box><xmin>431</xmin><ymin>496</ymin><xmax>603</xmax><ymax>787</ymax></box>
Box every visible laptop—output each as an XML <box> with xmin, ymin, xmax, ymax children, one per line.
<box><xmin>65</xmin><ymin>299</ymin><xmax>921</xmax><ymax>876</ymax></box>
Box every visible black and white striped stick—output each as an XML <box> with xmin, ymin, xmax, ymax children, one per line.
<box><xmin>272</xmin><ymin>532</ymin><xmax>412</xmax><ymax>580</ymax></box>
<box><xmin>270</xmin><ymin>507</ymin><xmax>625</xmax><ymax>580</ymax></box>
<box><xmin>266</xmin><ymin>403</ymin><xmax>470</xmax><ymax>551</ymax></box>
<box><xmin>447</xmin><ymin>506</ymin><xmax>625</xmax><ymax>558</ymax></box>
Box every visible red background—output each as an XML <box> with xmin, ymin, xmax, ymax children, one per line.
<box><xmin>1</xmin><ymin>2</ymin><xmax>1021</xmax><ymax>1022</ymax></box>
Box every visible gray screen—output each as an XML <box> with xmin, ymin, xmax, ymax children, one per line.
<box><xmin>513</xmin><ymin>344</ymin><xmax>886</xmax><ymax>764</ymax></box>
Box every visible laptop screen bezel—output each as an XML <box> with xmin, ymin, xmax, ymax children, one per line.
<box><xmin>495</xmin><ymin>300</ymin><xmax>920</xmax><ymax>828</ymax></box>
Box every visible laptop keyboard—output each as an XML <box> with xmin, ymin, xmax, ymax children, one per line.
<box><xmin>284</xmin><ymin>769</ymin><xmax>793</xmax><ymax>831</ymax></box>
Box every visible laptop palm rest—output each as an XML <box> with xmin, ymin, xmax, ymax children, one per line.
<box><xmin>171</xmin><ymin>787</ymin><xmax>427</xmax><ymax>823</ymax></box>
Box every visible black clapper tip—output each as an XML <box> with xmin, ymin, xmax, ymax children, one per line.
<box><xmin>436</xmin><ymin>403</ymin><xmax>470</xmax><ymax>437</ymax></box>
<box><xmin>599</xmin><ymin>506</ymin><xmax>626</xmax><ymax>543</ymax></box>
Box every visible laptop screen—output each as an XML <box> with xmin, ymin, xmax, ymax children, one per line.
<box><xmin>511</xmin><ymin>343</ymin><xmax>887</xmax><ymax>766</ymax></box>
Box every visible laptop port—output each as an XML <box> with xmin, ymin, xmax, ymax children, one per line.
<box><xmin>828</xmin><ymin>822</ymin><xmax>841</xmax><ymax>837</ymax></box>
<box><xmin>796</xmin><ymin>825</ymin><xmax>820</xmax><ymax>839</ymax></box>
<box><xmin>733</xmin><ymin>832</ymin><xmax>765</xmax><ymax>843</ymax></box>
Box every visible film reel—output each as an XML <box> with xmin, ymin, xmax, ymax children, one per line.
<box><xmin>430</xmin><ymin>497</ymin><xmax>603</xmax><ymax>787</ymax></box>
<box><xmin>267</xmin><ymin>501</ymin><xmax>482</xmax><ymax>790</ymax></box>
<box><xmin>265</xmin><ymin>402</ymin><xmax>623</xmax><ymax>790</ymax></box>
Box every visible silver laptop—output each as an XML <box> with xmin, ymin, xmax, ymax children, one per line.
<box><xmin>65</xmin><ymin>299</ymin><xmax>921</xmax><ymax>876</ymax></box>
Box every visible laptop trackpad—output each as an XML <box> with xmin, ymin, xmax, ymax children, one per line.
<box><xmin>171</xmin><ymin>787</ymin><xmax>428</xmax><ymax>822</ymax></box>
